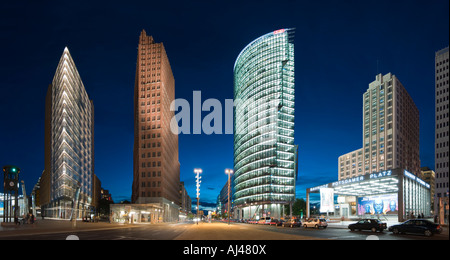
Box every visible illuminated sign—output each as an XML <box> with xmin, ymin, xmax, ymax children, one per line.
<box><xmin>273</xmin><ymin>29</ymin><xmax>285</xmax><ymax>34</ymax></box>
<box><xmin>320</xmin><ymin>188</ymin><xmax>334</xmax><ymax>213</ymax></box>
<box><xmin>332</xmin><ymin>176</ymin><xmax>364</xmax><ymax>187</ymax></box>
<box><xmin>404</xmin><ymin>170</ymin><xmax>430</xmax><ymax>189</ymax></box>
<box><xmin>310</xmin><ymin>184</ymin><xmax>329</xmax><ymax>192</ymax></box>
<box><xmin>369</xmin><ymin>170</ymin><xmax>392</xmax><ymax>179</ymax></box>
<box><xmin>358</xmin><ymin>194</ymin><xmax>398</xmax><ymax>215</ymax></box>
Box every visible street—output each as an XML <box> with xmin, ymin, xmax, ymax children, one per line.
<box><xmin>0</xmin><ymin>220</ymin><xmax>448</xmax><ymax>240</ymax></box>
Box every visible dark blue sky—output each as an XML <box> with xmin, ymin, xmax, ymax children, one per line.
<box><xmin>1</xmin><ymin>0</ymin><xmax>448</xmax><ymax>211</ymax></box>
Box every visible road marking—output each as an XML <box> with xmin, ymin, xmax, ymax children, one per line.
<box><xmin>328</xmin><ymin>235</ymin><xmax>357</xmax><ymax>239</ymax></box>
<box><xmin>366</xmin><ymin>235</ymin><xmax>379</xmax><ymax>240</ymax></box>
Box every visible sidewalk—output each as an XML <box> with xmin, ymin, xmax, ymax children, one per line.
<box><xmin>0</xmin><ymin>219</ymin><xmax>136</xmax><ymax>238</ymax></box>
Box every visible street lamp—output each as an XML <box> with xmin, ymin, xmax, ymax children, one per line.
<box><xmin>225</xmin><ymin>169</ymin><xmax>234</xmax><ymax>225</ymax></box>
<box><xmin>194</xmin><ymin>168</ymin><xmax>202</xmax><ymax>225</ymax></box>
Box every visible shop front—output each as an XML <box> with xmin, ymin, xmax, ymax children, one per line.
<box><xmin>110</xmin><ymin>203</ymin><xmax>163</xmax><ymax>224</ymax></box>
<box><xmin>306</xmin><ymin>168</ymin><xmax>431</xmax><ymax>222</ymax></box>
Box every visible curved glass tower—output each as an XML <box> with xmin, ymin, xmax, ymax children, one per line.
<box><xmin>233</xmin><ymin>29</ymin><xmax>296</xmax><ymax>219</ymax></box>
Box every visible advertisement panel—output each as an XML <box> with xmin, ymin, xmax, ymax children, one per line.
<box><xmin>320</xmin><ymin>188</ymin><xmax>334</xmax><ymax>213</ymax></box>
<box><xmin>357</xmin><ymin>194</ymin><xmax>398</xmax><ymax>215</ymax></box>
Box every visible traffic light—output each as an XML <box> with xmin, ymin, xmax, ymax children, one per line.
<box><xmin>3</xmin><ymin>165</ymin><xmax>20</xmax><ymax>175</ymax></box>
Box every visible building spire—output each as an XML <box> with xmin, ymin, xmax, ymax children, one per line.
<box><xmin>139</xmin><ymin>29</ymin><xmax>154</xmax><ymax>44</ymax></box>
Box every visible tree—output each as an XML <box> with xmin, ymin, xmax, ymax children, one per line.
<box><xmin>284</xmin><ymin>198</ymin><xmax>306</xmax><ymax>217</ymax></box>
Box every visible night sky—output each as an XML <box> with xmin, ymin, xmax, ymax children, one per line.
<box><xmin>1</xmin><ymin>0</ymin><xmax>448</xmax><ymax>211</ymax></box>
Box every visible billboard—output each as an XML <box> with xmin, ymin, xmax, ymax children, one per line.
<box><xmin>357</xmin><ymin>194</ymin><xmax>398</xmax><ymax>215</ymax></box>
<box><xmin>320</xmin><ymin>188</ymin><xmax>334</xmax><ymax>213</ymax></box>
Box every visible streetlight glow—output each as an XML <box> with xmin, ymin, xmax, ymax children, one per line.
<box><xmin>194</xmin><ymin>168</ymin><xmax>202</xmax><ymax>224</ymax></box>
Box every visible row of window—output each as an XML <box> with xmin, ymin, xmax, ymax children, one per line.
<box><xmin>436</xmin><ymin>80</ymin><xmax>449</xmax><ymax>90</ymax></box>
<box><xmin>141</xmin><ymin>161</ymin><xmax>161</xmax><ymax>168</ymax></box>
<box><xmin>141</xmin><ymin>151</ymin><xmax>161</xmax><ymax>158</ymax></box>
<box><xmin>140</xmin><ymin>79</ymin><xmax>161</xmax><ymax>84</ymax></box>
<box><xmin>140</xmin><ymin>115</ymin><xmax>160</xmax><ymax>121</ymax></box>
<box><xmin>436</xmin><ymin>151</ymin><xmax>449</xmax><ymax>159</ymax></box>
<box><xmin>140</xmin><ymin>92</ymin><xmax>161</xmax><ymax>98</ymax></box>
<box><xmin>141</xmin><ymin>171</ymin><xmax>162</xmax><ymax>177</ymax></box>
<box><xmin>141</xmin><ymin>191</ymin><xmax>161</xmax><ymax>197</ymax></box>
<box><xmin>141</xmin><ymin>181</ymin><xmax>161</xmax><ymax>187</ymax></box>
<box><xmin>436</xmin><ymin>130</ymin><xmax>449</xmax><ymax>139</ymax></box>
<box><xmin>436</xmin><ymin>72</ymin><xmax>449</xmax><ymax>80</ymax></box>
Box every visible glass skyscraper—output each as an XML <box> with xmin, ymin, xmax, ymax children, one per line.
<box><xmin>233</xmin><ymin>29</ymin><xmax>296</xmax><ymax>220</ymax></box>
<box><xmin>42</xmin><ymin>47</ymin><xmax>95</xmax><ymax>219</ymax></box>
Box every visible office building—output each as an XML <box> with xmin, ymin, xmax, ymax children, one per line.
<box><xmin>179</xmin><ymin>182</ymin><xmax>192</xmax><ymax>218</ymax></box>
<box><xmin>131</xmin><ymin>30</ymin><xmax>180</xmax><ymax>222</ymax></box>
<box><xmin>41</xmin><ymin>47</ymin><xmax>95</xmax><ymax>219</ymax></box>
<box><xmin>420</xmin><ymin>167</ymin><xmax>436</xmax><ymax>210</ymax></box>
<box><xmin>435</xmin><ymin>47</ymin><xmax>449</xmax><ymax>222</ymax></box>
<box><xmin>339</xmin><ymin>73</ymin><xmax>420</xmax><ymax>180</ymax></box>
<box><xmin>217</xmin><ymin>176</ymin><xmax>234</xmax><ymax>217</ymax></box>
<box><xmin>233</xmin><ymin>29</ymin><xmax>296</xmax><ymax>220</ymax></box>
<box><xmin>339</xmin><ymin>149</ymin><xmax>364</xmax><ymax>180</ymax></box>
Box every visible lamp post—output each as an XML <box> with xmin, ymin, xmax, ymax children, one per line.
<box><xmin>194</xmin><ymin>168</ymin><xmax>202</xmax><ymax>225</ymax></box>
<box><xmin>225</xmin><ymin>169</ymin><xmax>234</xmax><ymax>225</ymax></box>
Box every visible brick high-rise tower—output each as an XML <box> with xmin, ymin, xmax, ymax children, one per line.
<box><xmin>132</xmin><ymin>30</ymin><xmax>180</xmax><ymax>222</ymax></box>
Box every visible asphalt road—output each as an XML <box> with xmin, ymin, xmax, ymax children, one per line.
<box><xmin>1</xmin><ymin>221</ymin><xmax>448</xmax><ymax>240</ymax></box>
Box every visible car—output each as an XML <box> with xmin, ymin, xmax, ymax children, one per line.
<box><xmin>348</xmin><ymin>219</ymin><xmax>387</xmax><ymax>232</ymax></box>
<box><xmin>282</xmin><ymin>219</ymin><xmax>302</xmax><ymax>227</ymax></box>
<box><xmin>388</xmin><ymin>219</ymin><xmax>442</xmax><ymax>237</ymax></box>
<box><xmin>269</xmin><ymin>219</ymin><xmax>284</xmax><ymax>226</ymax></box>
<box><xmin>303</xmin><ymin>218</ymin><xmax>328</xmax><ymax>229</ymax></box>
<box><xmin>258</xmin><ymin>217</ymin><xmax>271</xmax><ymax>224</ymax></box>
<box><xmin>247</xmin><ymin>219</ymin><xmax>257</xmax><ymax>224</ymax></box>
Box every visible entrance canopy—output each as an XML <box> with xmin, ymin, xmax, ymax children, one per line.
<box><xmin>308</xmin><ymin>170</ymin><xmax>399</xmax><ymax>197</ymax></box>
<box><xmin>306</xmin><ymin>168</ymin><xmax>431</xmax><ymax>222</ymax></box>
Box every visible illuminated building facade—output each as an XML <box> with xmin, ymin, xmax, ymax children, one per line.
<box><xmin>339</xmin><ymin>73</ymin><xmax>420</xmax><ymax>180</ymax></box>
<box><xmin>435</xmin><ymin>47</ymin><xmax>449</xmax><ymax>222</ymax></box>
<box><xmin>233</xmin><ymin>29</ymin><xmax>296</xmax><ymax>220</ymax></box>
<box><xmin>131</xmin><ymin>30</ymin><xmax>180</xmax><ymax>222</ymax></box>
<box><xmin>42</xmin><ymin>47</ymin><xmax>95</xmax><ymax>219</ymax></box>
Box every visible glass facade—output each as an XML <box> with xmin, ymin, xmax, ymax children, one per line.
<box><xmin>403</xmin><ymin>170</ymin><xmax>431</xmax><ymax>220</ymax></box>
<box><xmin>233</xmin><ymin>29</ymin><xmax>295</xmax><ymax>218</ymax></box>
<box><xmin>46</xmin><ymin>47</ymin><xmax>94</xmax><ymax>219</ymax></box>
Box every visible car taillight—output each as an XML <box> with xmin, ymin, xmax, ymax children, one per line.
<box><xmin>437</xmin><ymin>225</ymin><xmax>441</xmax><ymax>229</ymax></box>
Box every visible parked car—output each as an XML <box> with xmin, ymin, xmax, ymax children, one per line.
<box><xmin>348</xmin><ymin>219</ymin><xmax>387</xmax><ymax>232</ymax></box>
<box><xmin>258</xmin><ymin>217</ymin><xmax>271</xmax><ymax>225</ymax></box>
<box><xmin>388</xmin><ymin>219</ymin><xmax>442</xmax><ymax>237</ymax></box>
<box><xmin>269</xmin><ymin>219</ymin><xmax>284</xmax><ymax>226</ymax></box>
<box><xmin>282</xmin><ymin>219</ymin><xmax>302</xmax><ymax>228</ymax></box>
<box><xmin>303</xmin><ymin>218</ymin><xmax>328</xmax><ymax>229</ymax></box>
